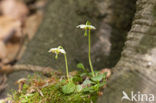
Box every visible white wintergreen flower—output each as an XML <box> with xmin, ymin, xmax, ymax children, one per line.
<box><xmin>48</xmin><ymin>46</ymin><xmax>69</xmax><ymax>81</ymax></box>
<box><xmin>48</xmin><ymin>47</ymin><xmax>66</xmax><ymax>54</ymax></box>
<box><xmin>76</xmin><ymin>24</ymin><xmax>96</xmax><ymax>30</ymax></box>
<box><xmin>77</xmin><ymin>21</ymin><xmax>96</xmax><ymax>77</ymax></box>
<box><xmin>49</xmin><ymin>46</ymin><xmax>66</xmax><ymax>59</ymax></box>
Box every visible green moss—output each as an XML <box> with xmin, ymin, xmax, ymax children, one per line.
<box><xmin>12</xmin><ymin>85</ymin><xmax>96</xmax><ymax>103</ymax></box>
<box><xmin>11</xmin><ymin>71</ymin><xmax>107</xmax><ymax>103</ymax></box>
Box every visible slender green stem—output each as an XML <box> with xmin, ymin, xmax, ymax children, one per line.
<box><xmin>64</xmin><ymin>54</ymin><xmax>70</xmax><ymax>81</ymax></box>
<box><xmin>88</xmin><ymin>29</ymin><xmax>95</xmax><ymax>77</ymax></box>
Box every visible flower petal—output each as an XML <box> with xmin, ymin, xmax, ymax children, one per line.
<box><xmin>76</xmin><ymin>24</ymin><xmax>96</xmax><ymax>30</ymax></box>
<box><xmin>48</xmin><ymin>47</ymin><xmax>66</xmax><ymax>54</ymax></box>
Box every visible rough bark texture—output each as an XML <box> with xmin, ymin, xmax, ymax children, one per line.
<box><xmin>97</xmin><ymin>0</ymin><xmax>156</xmax><ymax>103</ymax></box>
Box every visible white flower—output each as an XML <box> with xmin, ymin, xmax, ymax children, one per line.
<box><xmin>76</xmin><ymin>24</ymin><xmax>96</xmax><ymax>30</ymax></box>
<box><xmin>48</xmin><ymin>47</ymin><xmax>66</xmax><ymax>54</ymax></box>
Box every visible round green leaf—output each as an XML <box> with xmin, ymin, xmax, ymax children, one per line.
<box><xmin>75</xmin><ymin>85</ymin><xmax>82</xmax><ymax>92</ymax></box>
<box><xmin>62</xmin><ymin>82</ymin><xmax>76</xmax><ymax>94</ymax></box>
<box><xmin>83</xmin><ymin>79</ymin><xmax>93</xmax><ymax>86</ymax></box>
<box><xmin>91</xmin><ymin>74</ymin><xmax>104</xmax><ymax>82</ymax></box>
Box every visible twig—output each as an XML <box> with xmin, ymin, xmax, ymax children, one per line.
<box><xmin>0</xmin><ymin>64</ymin><xmax>60</xmax><ymax>75</ymax></box>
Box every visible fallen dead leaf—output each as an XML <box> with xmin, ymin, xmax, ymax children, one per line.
<box><xmin>69</xmin><ymin>70</ymin><xmax>78</xmax><ymax>76</ymax></box>
<box><xmin>98</xmin><ymin>91</ymin><xmax>103</xmax><ymax>96</ymax></box>
<box><xmin>0</xmin><ymin>0</ymin><xmax>29</xmax><ymax>21</ymax></box>
<box><xmin>5</xmin><ymin>43</ymin><xmax>20</xmax><ymax>63</ymax></box>
<box><xmin>24</xmin><ymin>11</ymin><xmax>43</xmax><ymax>40</ymax></box>
<box><xmin>0</xmin><ymin>16</ymin><xmax>22</xmax><ymax>41</ymax></box>
<box><xmin>100</xmin><ymin>68</ymin><xmax>111</xmax><ymax>78</ymax></box>
<box><xmin>0</xmin><ymin>41</ymin><xmax>7</xmax><ymax>60</ymax></box>
<box><xmin>16</xmin><ymin>78</ymin><xmax>27</xmax><ymax>93</ymax></box>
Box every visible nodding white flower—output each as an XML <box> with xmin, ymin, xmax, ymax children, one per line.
<box><xmin>49</xmin><ymin>46</ymin><xmax>66</xmax><ymax>59</ymax></box>
<box><xmin>77</xmin><ymin>21</ymin><xmax>96</xmax><ymax>36</ymax></box>
<box><xmin>48</xmin><ymin>47</ymin><xmax>66</xmax><ymax>54</ymax></box>
<box><xmin>76</xmin><ymin>24</ymin><xmax>96</xmax><ymax>30</ymax></box>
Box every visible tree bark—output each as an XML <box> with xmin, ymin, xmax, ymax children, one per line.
<box><xmin>97</xmin><ymin>0</ymin><xmax>156</xmax><ymax>103</ymax></box>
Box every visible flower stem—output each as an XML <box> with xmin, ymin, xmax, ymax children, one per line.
<box><xmin>88</xmin><ymin>29</ymin><xmax>95</xmax><ymax>77</ymax></box>
<box><xmin>64</xmin><ymin>54</ymin><xmax>70</xmax><ymax>81</ymax></box>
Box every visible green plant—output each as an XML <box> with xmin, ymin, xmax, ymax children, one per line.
<box><xmin>77</xmin><ymin>21</ymin><xmax>96</xmax><ymax>77</ymax></box>
<box><xmin>11</xmin><ymin>20</ymin><xmax>109</xmax><ymax>103</ymax></box>
<box><xmin>49</xmin><ymin>46</ymin><xmax>69</xmax><ymax>81</ymax></box>
<box><xmin>49</xmin><ymin>46</ymin><xmax>77</xmax><ymax>94</ymax></box>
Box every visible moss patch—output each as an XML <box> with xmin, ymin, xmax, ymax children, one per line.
<box><xmin>11</xmin><ymin>71</ymin><xmax>107</xmax><ymax>103</ymax></box>
<box><xmin>12</xmin><ymin>85</ymin><xmax>97</xmax><ymax>103</ymax></box>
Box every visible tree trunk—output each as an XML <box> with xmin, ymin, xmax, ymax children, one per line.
<box><xmin>97</xmin><ymin>0</ymin><xmax>156</xmax><ymax>103</ymax></box>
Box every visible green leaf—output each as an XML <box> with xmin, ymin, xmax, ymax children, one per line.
<box><xmin>77</xmin><ymin>63</ymin><xmax>85</xmax><ymax>71</ymax></box>
<box><xmin>23</xmin><ymin>84</ymin><xmax>29</xmax><ymax>90</ymax></box>
<box><xmin>92</xmin><ymin>84</ymin><xmax>100</xmax><ymax>91</ymax></box>
<box><xmin>83</xmin><ymin>79</ymin><xmax>93</xmax><ymax>86</ymax></box>
<box><xmin>83</xmin><ymin>84</ymin><xmax>99</xmax><ymax>93</ymax></box>
<box><xmin>83</xmin><ymin>87</ymin><xmax>94</xmax><ymax>93</ymax></box>
<box><xmin>80</xmin><ymin>73</ymin><xmax>87</xmax><ymax>77</ymax></box>
<box><xmin>103</xmin><ymin>72</ymin><xmax>107</xmax><ymax>79</ymax></box>
<box><xmin>72</xmin><ymin>75</ymin><xmax>83</xmax><ymax>83</ymax></box>
<box><xmin>21</xmin><ymin>99</ymin><xmax>28</xmax><ymax>103</ymax></box>
<box><xmin>62</xmin><ymin>82</ymin><xmax>76</xmax><ymax>94</ymax></box>
<box><xmin>75</xmin><ymin>85</ymin><xmax>82</xmax><ymax>92</ymax></box>
<box><xmin>60</xmin><ymin>79</ymin><xmax>66</xmax><ymax>84</ymax></box>
<box><xmin>91</xmin><ymin>74</ymin><xmax>104</xmax><ymax>82</ymax></box>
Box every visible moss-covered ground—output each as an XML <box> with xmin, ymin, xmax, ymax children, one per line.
<box><xmin>11</xmin><ymin>70</ymin><xmax>107</xmax><ymax>103</ymax></box>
